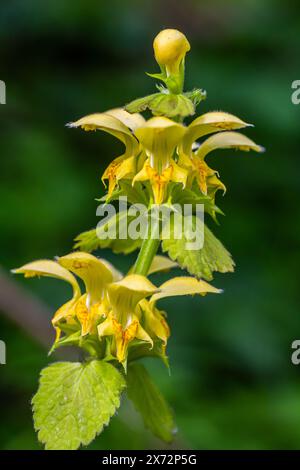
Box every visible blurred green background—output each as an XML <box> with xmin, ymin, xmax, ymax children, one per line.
<box><xmin>1</xmin><ymin>0</ymin><xmax>300</xmax><ymax>450</ymax></box>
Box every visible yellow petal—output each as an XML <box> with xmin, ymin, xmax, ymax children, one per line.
<box><xmin>105</xmin><ymin>107</ymin><xmax>145</xmax><ymax>131</ymax></box>
<box><xmin>99</xmin><ymin>258</ymin><xmax>123</xmax><ymax>282</ymax></box>
<box><xmin>58</xmin><ymin>252</ymin><xmax>113</xmax><ymax>304</ymax></box>
<box><xmin>52</xmin><ymin>298</ymin><xmax>78</xmax><ymax>326</ymax></box>
<box><xmin>98</xmin><ymin>313</ymin><xmax>125</xmax><ymax>360</ymax></box>
<box><xmin>170</xmin><ymin>160</ymin><xmax>188</xmax><ymax>187</ymax></box>
<box><xmin>133</xmin><ymin>161</ymin><xmax>166</xmax><ymax>204</ymax></box>
<box><xmin>132</xmin><ymin>159</ymin><xmax>149</xmax><ymax>184</ymax></box>
<box><xmin>98</xmin><ymin>313</ymin><xmax>152</xmax><ymax>363</ymax></box>
<box><xmin>67</xmin><ymin>112</ymin><xmax>139</xmax><ymax>158</ymax></box>
<box><xmin>117</xmin><ymin>321</ymin><xmax>140</xmax><ymax>363</ymax></box>
<box><xmin>12</xmin><ymin>260</ymin><xmax>82</xmax><ymax>333</ymax></box>
<box><xmin>140</xmin><ymin>299</ymin><xmax>170</xmax><ymax>344</ymax></box>
<box><xmin>107</xmin><ymin>274</ymin><xmax>157</xmax><ymax>326</ymax></box>
<box><xmin>182</xmin><ymin>112</ymin><xmax>252</xmax><ymax>155</ymax></box>
<box><xmin>196</xmin><ymin>131</ymin><xmax>265</xmax><ymax>160</ymax></box>
<box><xmin>134</xmin><ymin>117</ymin><xmax>186</xmax><ymax>172</ymax></box>
<box><xmin>133</xmin><ymin>159</ymin><xmax>187</xmax><ymax>204</ymax></box>
<box><xmin>102</xmin><ymin>155</ymin><xmax>137</xmax><ymax>196</ymax></box>
<box><xmin>101</xmin><ymin>155</ymin><xmax>136</xmax><ymax>197</ymax></box>
<box><xmin>74</xmin><ymin>293</ymin><xmax>104</xmax><ymax>336</ymax></box>
<box><xmin>12</xmin><ymin>259</ymin><xmax>80</xmax><ymax>299</ymax></box>
<box><xmin>135</xmin><ymin>320</ymin><xmax>153</xmax><ymax>345</ymax></box>
<box><xmin>98</xmin><ymin>313</ymin><xmax>118</xmax><ymax>338</ymax></box>
<box><xmin>148</xmin><ymin>256</ymin><xmax>177</xmax><ymax>275</ymax></box>
<box><xmin>207</xmin><ymin>173</ymin><xmax>227</xmax><ymax>196</ymax></box>
<box><xmin>192</xmin><ymin>157</ymin><xmax>216</xmax><ymax>195</ymax></box>
<box><xmin>74</xmin><ymin>294</ymin><xmax>90</xmax><ymax>336</ymax></box>
<box><xmin>151</xmin><ymin>276</ymin><xmax>222</xmax><ymax>304</ymax></box>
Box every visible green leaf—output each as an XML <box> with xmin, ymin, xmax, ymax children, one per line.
<box><xmin>149</xmin><ymin>94</ymin><xmax>195</xmax><ymax>118</ymax></box>
<box><xmin>146</xmin><ymin>72</ymin><xmax>166</xmax><ymax>81</ymax></box>
<box><xmin>73</xmin><ymin>228</ymin><xmax>102</xmax><ymax>252</ymax></box>
<box><xmin>169</xmin><ymin>184</ymin><xmax>224</xmax><ymax>222</ymax></box>
<box><xmin>49</xmin><ymin>331</ymin><xmax>103</xmax><ymax>358</ymax></box>
<box><xmin>49</xmin><ymin>330</ymin><xmax>81</xmax><ymax>355</ymax></box>
<box><xmin>74</xmin><ymin>210</ymin><xmax>142</xmax><ymax>254</ymax></box>
<box><xmin>127</xmin><ymin>363</ymin><xmax>175</xmax><ymax>443</ymax></box>
<box><xmin>126</xmin><ymin>92</ymin><xmax>196</xmax><ymax>118</ymax></box>
<box><xmin>125</xmin><ymin>93</ymin><xmax>159</xmax><ymax>113</ymax></box>
<box><xmin>32</xmin><ymin>360</ymin><xmax>126</xmax><ymax>450</ymax></box>
<box><xmin>162</xmin><ymin>214</ymin><xmax>235</xmax><ymax>281</ymax></box>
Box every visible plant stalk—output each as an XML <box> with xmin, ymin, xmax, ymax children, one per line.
<box><xmin>133</xmin><ymin>216</ymin><xmax>160</xmax><ymax>276</ymax></box>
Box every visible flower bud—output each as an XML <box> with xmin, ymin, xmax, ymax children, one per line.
<box><xmin>153</xmin><ymin>29</ymin><xmax>190</xmax><ymax>75</ymax></box>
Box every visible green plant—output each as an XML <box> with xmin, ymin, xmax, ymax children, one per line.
<box><xmin>13</xmin><ymin>29</ymin><xmax>263</xmax><ymax>450</ymax></box>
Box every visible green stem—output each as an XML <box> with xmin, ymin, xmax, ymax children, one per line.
<box><xmin>133</xmin><ymin>216</ymin><xmax>160</xmax><ymax>276</ymax></box>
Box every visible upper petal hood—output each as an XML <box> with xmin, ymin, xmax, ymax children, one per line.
<box><xmin>67</xmin><ymin>112</ymin><xmax>139</xmax><ymax>158</ymax></box>
<box><xmin>105</xmin><ymin>108</ymin><xmax>146</xmax><ymax>131</ymax></box>
<box><xmin>148</xmin><ymin>255</ymin><xmax>178</xmax><ymax>275</ymax></box>
<box><xmin>196</xmin><ymin>131</ymin><xmax>265</xmax><ymax>160</ymax></box>
<box><xmin>134</xmin><ymin>117</ymin><xmax>186</xmax><ymax>171</ymax></box>
<box><xmin>182</xmin><ymin>111</ymin><xmax>252</xmax><ymax>155</ymax></box>
<box><xmin>151</xmin><ymin>276</ymin><xmax>222</xmax><ymax>304</ymax></box>
<box><xmin>58</xmin><ymin>252</ymin><xmax>114</xmax><ymax>305</ymax></box>
<box><xmin>107</xmin><ymin>274</ymin><xmax>158</xmax><ymax>326</ymax></box>
<box><xmin>12</xmin><ymin>259</ymin><xmax>80</xmax><ymax>299</ymax></box>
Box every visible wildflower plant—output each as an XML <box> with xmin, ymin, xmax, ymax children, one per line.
<box><xmin>13</xmin><ymin>29</ymin><xmax>264</xmax><ymax>450</ymax></box>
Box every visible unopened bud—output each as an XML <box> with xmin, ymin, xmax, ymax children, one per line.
<box><xmin>153</xmin><ymin>29</ymin><xmax>190</xmax><ymax>75</ymax></box>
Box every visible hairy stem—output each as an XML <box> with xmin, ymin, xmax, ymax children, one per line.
<box><xmin>133</xmin><ymin>217</ymin><xmax>160</xmax><ymax>276</ymax></box>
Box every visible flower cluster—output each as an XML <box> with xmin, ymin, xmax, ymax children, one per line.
<box><xmin>69</xmin><ymin>109</ymin><xmax>263</xmax><ymax>206</ymax></box>
<box><xmin>13</xmin><ymin>29</ymin><xmax>263</xmax><ymax>367</ymax></box>
<box><xmin>14</xmin><ymin>252</ymin><xmax>219</xmax><ymax>366</ymax></box>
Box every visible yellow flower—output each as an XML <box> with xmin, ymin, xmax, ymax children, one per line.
<box><xmin>153</xmin><ymin>29</ymin><xmax>190</xmax><ymax>76</ymax></box>
<box><xmin>139</xmin><ymin>299</ymin><xmax>170</xmax><ymax>348</ymax></box>
<box><xmin>69</xmin><ymin>109</ymin><xmax>263</xmax><ymax>204</ymax></box>
<box><xmin>69</xmin><ymin>110</ymin><xmax>187</xmax><ymax>204</ymax></box>
<box><xmin>13</xmin><ymin>253</ymin><xmax>156</xmax><ymax>364</ymax></box>
<box><xmin>133</xmin><ymin>117</ymin><xmax>187</xmax><ymax>204</ymax></box>
<box><xmin>178</xmin><ymin>112</ymin><xmax>264</xmax><ymax>196</ymax></box>
<box><xmin>189</xmin><ymin>131</ymin><xmax>264</xmax><ymax>195</ymax></box>
<box><xmin>67</xmin><ymin>109</ymin><xmax>144</xmax><ymax>196</ymax></box>
<box><xmin>12</xmin><ymin>259</ymin><xmax>82</xmax><ymax>341</ymax></box>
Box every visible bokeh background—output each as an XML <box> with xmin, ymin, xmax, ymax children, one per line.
<box><xmin>1</xmin><ymin>0</ymin><xmax>300</xmax><ymax>450</ymax></box>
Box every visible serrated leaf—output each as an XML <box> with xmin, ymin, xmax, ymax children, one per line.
<box><xmin>73</xmin><ymin>229</ymin><xmax>102</xmax><ymax>252</ymax></box>
<box><xmin>127</xmin><ymin>363</ymin><xmax>175</xmax><ymax>442</ymax></box>
<box><xmin>126</xmin><ymin>92</ymin><xmax>195</xmax><ymax>118</ymax></box>
<box><xmin>162</xmin><ymin>214</ymin><xmax>235</xmax><ymax>281</ymax></box>
<box><xmin>74</xmin><ymin>210</ymin><xmax>142</xmax><ymax>254</ymax></box>
<box><xmin>32</xmin><ymin>360</ymin><xmax>126</xmax><ymax>450</ymax></box>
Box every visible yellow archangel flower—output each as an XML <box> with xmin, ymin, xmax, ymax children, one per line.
<box><xmin>178</xmin><ymin>111</ymin><xmax>265</xmax><ymax>196</ymax></box>
<box><xmin>132</xmin><ymin>117</ymin><xmax>187</xmax><ymax>204</ymax></box>
<box><xmin>68</xmin><ymin>110</ymin><xmax>187</xmax><ymax>204</ymax></box>
<box><xmin>68</xmin><ymin>109</ymin><xmax>264</xmax><ymax>205</ymax></box>
<box><xmin>13</xmin><ymin>254</ymin><xmax>221</xmax><ymax>364</ymax></box>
